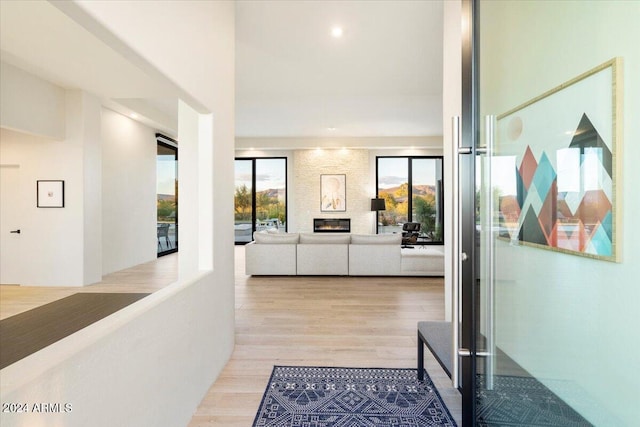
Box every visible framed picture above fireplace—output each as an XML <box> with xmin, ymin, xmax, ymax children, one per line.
<box><xmin>320</xmin><ymin>174</ymin><xmax>346</xmax><ymax>212</ymax></box>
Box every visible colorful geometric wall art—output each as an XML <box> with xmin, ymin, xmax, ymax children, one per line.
<box><xmin>495</xmin><ymin>58</ymin><xmax>621</xmax><ymax>261</ymax></box>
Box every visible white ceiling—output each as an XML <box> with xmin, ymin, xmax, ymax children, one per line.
<box><xmin>236</xmin><ymin>0</ymin><xmax>444</xmax><ymax>138</ymax></box>
<box><xmin>1</xmin><ymin>0</ymin><xmax>444</xmax><ymax>140</ymax></box>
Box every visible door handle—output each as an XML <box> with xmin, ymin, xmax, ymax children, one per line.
<box><xmin>452</xmin><ymin>115</ymin><xmax>470</xmax><ymax>389</ymax></box>
<box><xmin>483</xmin><ymin>115</ymin><xmax>496</xmax><ymax>390</ymax></box>
<box><xmin>458</xmin><ymin>348</ymin><xmax>471</xmax><ymax>357</ymax></box>
<box><xmin>458</xmin><ymin>349</ymin><xmax>492</xmax><ymax>357</ymax></box>
<box><xmin>10</xmin><ymin>229</ymin><xmax>21</xmax><ymax>234</ymax></box>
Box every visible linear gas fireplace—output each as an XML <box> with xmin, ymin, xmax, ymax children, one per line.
<box><xmin>313</xmin><ymin>218</ymin><xmax>351</xmax><ymax>233</ymax></box>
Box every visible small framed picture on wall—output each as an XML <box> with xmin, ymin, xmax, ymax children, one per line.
<box><xmin>37</xmin><ymin>180</ymin><xmax>65</xmax><ymax>208</ymax></box>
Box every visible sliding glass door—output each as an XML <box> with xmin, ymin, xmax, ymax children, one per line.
<box><xmin>234</xmin><ymin>159</ymin><xmax>254</xmax><ymax>244</ymax></box>
<box><xmin>234</xmin><ymin>157</ymin><xmax>287</xmax><ymax>244</ymax></box>
<box><xmin>157</xmin><ymin>137</ymin><xmax>178</xmax><ymax>256</ymax></box>
<box><xmin>460</xmin><ymin>0</ymin><xmax>636</xmax><ymax>425</ymax></box>
<box><xmin>376</xmin><ymin>156</ymin><xmax>443</xmax><ymax>243</ymax></box>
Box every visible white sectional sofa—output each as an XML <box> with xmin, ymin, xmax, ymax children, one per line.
<box><xmin>244</xmin><ymin>232</ymin><xmax>444</xmax><ymax>277</ymax></box>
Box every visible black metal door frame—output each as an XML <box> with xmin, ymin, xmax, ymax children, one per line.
<box><xmin>460</xmin><ymin>0</ymin><xmax>479</xmax><ymax>425</ymax></box>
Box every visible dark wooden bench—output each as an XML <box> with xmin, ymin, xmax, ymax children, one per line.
<box><xmin>417</xmin><ymin>320</ymin><xmax>452</xmax><ymax>380</ymax></box>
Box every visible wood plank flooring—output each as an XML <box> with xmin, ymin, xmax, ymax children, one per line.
<box><xmin>0</xmin><ymin>254</ymin><xmax>178</xmax><ymax>320</ymax></box>
<box><xmin>187</xmin><ymin>247</ymin><xmax>461</xmax><ymax>426</ymax></box>
<box><xmin>0</xmin><ymin>248</ymin><xmax>461</xmax><ymax>425</ymax></box>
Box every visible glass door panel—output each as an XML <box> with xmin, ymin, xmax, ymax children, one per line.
<box><xmin>235</xmin><ymin>157</ymin><xmax>287</xmax><ymax>244</ymax></box>
<box><xmin>234</xmin><ymin>159</ymin><xmax>254</xmax><ymax>244</ymax></box>
<box><xmin>157</xmin><ymin>142</ymin><xmax>177</xmax><ymax>256</ymax></box>
<box><xmin>376</xmin><ymin>156</ymin><xmax>444</xmax><ymax>239</ymax></box>
<box><xmin>377</xmin><ymin>157</ymin><xmax>408</xmax><ymax>234</ymax></box>
<box><xmin>411</xmin><ymin>158</ymin><xmax>443</xmax><ymax>243</ymax></box>
<box><xmin>255</xmin><ymin>158</ymin><xmax>286</xmax><ymax>232</ymax></box>
<box><xmin>468</xmin><ymin>1</ymin><xmax>635</xmax><ymax>425</ymax></box>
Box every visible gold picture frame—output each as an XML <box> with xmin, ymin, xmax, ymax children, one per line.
<box><xmin>495</xmin><ymin>58</ymin><xmax>622</xmax><ymax>261</ymax></box>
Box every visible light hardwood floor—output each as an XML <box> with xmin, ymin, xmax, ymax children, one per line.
<box><xmin>187</xmin><ymin>246</ymin><xmax>461</xmax><ymax>426</ymax></box>
<box><xmin>0</xmin><ymin>247</ymin><xmax>461</xmax><ymax>425</ymax></box>
<box><xmin>0</xmin><ymin>254</ymin><xmax>178</xmax><ymax>320</ymax></box>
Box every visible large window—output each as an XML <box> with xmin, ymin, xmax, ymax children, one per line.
<box><xmin>376</xmin><ymin>156</ymin><xmax>443</xmax><ymax>244</ymax></box>
<box><xmin>234</xmin><ymin>157</ymin><xmax>287</xmax><ymax>244</ymax></box>
<box><xmin>157</xmin><ymin>135</ymin><xmax>178</xmax><ymax>256</ymax></box>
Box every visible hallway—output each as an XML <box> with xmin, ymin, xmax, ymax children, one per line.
<box><xmin>187</xmin><ymin>246</ymin><xmax>461</xmax><ymax>426</ymax></box>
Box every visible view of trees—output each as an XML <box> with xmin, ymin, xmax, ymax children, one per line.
<box><xmin>378</xmin><ymin>184</ymin><xmax>441</xmax><ymax>240</ymax></box>
<box><xmin>376</xmin><ymin>156</ymin><xmax>443</xmax><ymax>242</ymax></box>
<box><xmin>235</xmin><ymin>184</ymin><xmax>251</xmax><ymax>221</ymax></box>
<box><xmin>157</xmin><ymin>198</ymin><xmax>176</xmax><ymax>222</ymax></box>
<box><xmin>234</xmin><ymin>184</ymin><xmax>286</xmax><ymax>223</ymax></box>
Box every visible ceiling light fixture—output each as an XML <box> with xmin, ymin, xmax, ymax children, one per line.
<box><xmin>327</xmin><ymin>127</ymin><xmax>336</xmax><ymax>131</ymax></box>
<box><xmin>130</xmin><ymin>113</ymin><xmax>138</xmax><ymax>119</ymax></box>
<box><xmin>331</xmin><ymin>27</ymin><xmax>343</xmax><ymax>38</ymax></box>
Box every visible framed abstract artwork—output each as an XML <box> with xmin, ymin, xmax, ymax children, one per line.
<box><xmin>495</xmin><ymin>58</ymin><xmax>622</xmax><ymax>261</ymax></box>
<box><xmin>37</xmin><ymin>180</ymin><xmax>65</xmax><ymax>208</ymax></box>
<box><xmin>320</xmin><ymin>174</ymin><xmax>346</xmax><ymax>212</ymax></box>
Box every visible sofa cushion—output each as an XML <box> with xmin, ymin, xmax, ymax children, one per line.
<box><xmin>400</xmin><ymin>246</ymin><xmax>445</xmax><ymax>276</ymax></box>
<box><xmin>245</xmin><ymin>242</ymin><xmax>297</xmax><ymax>275</ymax></box>
<box><xmin>299</xmin><ymin>233</ymin><xmax>351</xmax><ymax>244</ymax></box>
<box><xmin>350</xmin><ymin>233</ymin><xmax>402</xmax><ymax>245</ymax></box>
<box><xmin>297</xmin><ymin>244</ymin><xmax>349</xmax><ymax>275</ymax></box>
<box><xmin>349</xmin><ymin>244</ymin><xmax>401</xmax><ymax>275</ymax></box>
<box><xmin>253</xmin><ymin>232</ymin><xmax>299</xmax><ymax>244</ymax></box>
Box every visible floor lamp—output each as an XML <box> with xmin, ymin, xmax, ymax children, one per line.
<box><xmin>371</xmin><ymin>198</ymin><xmax>386</xmax><ymax>234</ymax></box>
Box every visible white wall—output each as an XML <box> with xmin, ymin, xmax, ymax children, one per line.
<box><xmin>0</xmin><ymin>70</ymin><xmax>159</xmax><ymax>283</ymax></box>
<box><xmin>75</xmin><ymin>91</ymin><xmax>102</xmax><ymax>285</ymax></box>
<box><xmin>0</xmin><ymin>89</ymin><xmax>102</xmax><ymax>287</ymax></box>
<box><xmin>0</xmin><ymin>272</ymin><xmax>222</xmax><ymax>427</ymax></box>
<box><xmin>236</xmin><ymin>136</ymin><xmax>443</xmax><ymax>151</ymax></box>
<box><xmin>45</xmin><ymin>2</ymin><xmax>236</xmax><ymax>425</ymax></box>
<box><xmin>0</xmin><ymin>128</ymin><xmax>83</xmax><ymax>285</ymax></box>
<box><xmin>2</xmin><ymin>0</ymin><xmax>235</xmax><ymax>424</ymax></box>
<box><xmin>177</xmin><ymin>101</ymin><xmax>200</xmax><ymax>277</ymax></box>
<box><xmin>0</xmin><ymin>61</ymin><xmax>65</xmax><ymax>140</ymax></box>
<box><xmin>480</xmin><ymin>2</ymin><xmax>640</xmax><ymax>424</ymax></box>
<box><xmin>101</xmin><ymin>108</ymin><xmax>156</xmax><ymax>275</ymax></box>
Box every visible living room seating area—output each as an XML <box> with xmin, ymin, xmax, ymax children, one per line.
<box><xmin>245</xmin><ymin>232</ymin><xmax>444</xmax><ymax>276</ymax></box>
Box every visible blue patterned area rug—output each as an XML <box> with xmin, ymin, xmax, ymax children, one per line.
<box><xmin>476</xmin><ymin>375</ymin><xmax>592</xmax><ymax>426</ymax></box>
<box><xmin>253</xmin><ymin>366</ymin><xmax>457</xmax><ymax>427</ymax></box>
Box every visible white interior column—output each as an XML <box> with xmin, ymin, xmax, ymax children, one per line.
<box><xmin>177</xmin><ymin>100</ymin><xmax>200</xmax><ymax>278</ymax></box>
<box><xmin>66</xmin><ymin>89</ymin><xmax>102</xmax><ymax>286</ymax></box>
<box><xmin>198</xmin><ymin>113</ymin><xmax>213</xmax><ymax>270</ymax></box>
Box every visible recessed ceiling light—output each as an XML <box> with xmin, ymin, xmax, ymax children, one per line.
<box><xmin>331</xmin><ymin>27</ymin><xmax>343</xmax><ymax>38</ymax></box>
<box><xmin>327</xmin><ymin>127</ymin><xmax>337</xmax><ymax>131</ymax></box>
<box><xmin>130</xmin><ymin>113</ymin><xmax>138</xmax><ymax>119</ymax></box>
